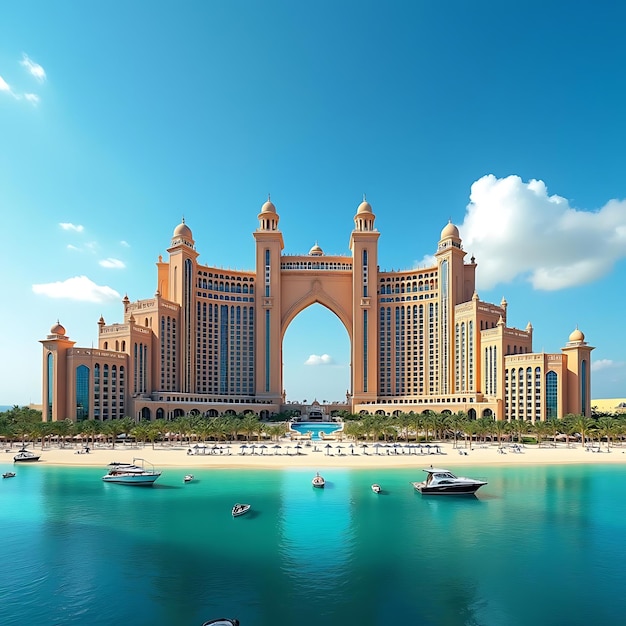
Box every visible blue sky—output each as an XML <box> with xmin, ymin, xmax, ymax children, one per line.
<box><xmin>1</xmin><ymin>1</ymin><xmax>625</xmax><ymax>407</ymax></box>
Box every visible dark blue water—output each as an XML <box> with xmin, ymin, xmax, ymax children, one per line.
<box><xmin>1</xmin><ymin>463</ymin><xmax>625</xmax><ymax>626</ymax></box>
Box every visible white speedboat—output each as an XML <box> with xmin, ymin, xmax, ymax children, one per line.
<box><xmin>312</xmin><ymin>472</ymin><xmax>325</xmax><ymax>488</ymax></box>
<box><xmin>371</xmin><ymin>483</ymin><xmax>381</xmax><ymax>493</ymax></box>
<box><xmin>3</xmin><ymin>471</ymin><xmax>16</xmax><ymax>478</ymax></box>
<box><xmin>102</xmin><ymin>459</ymin><xmax>161</xmax><ymax>486</ymax></box>
<box><xmin>232</xmin><ymin>503</ymin><xmax>250</xmax><ymax>517</ymax></box>
<box><xmin>412</xmin><ymin>467</ymin><xmax>487</xmax><ymax>495</ymax></box>
<box><xmin>14</xmin><ymin>449</ymin><xmax>41</xmax><ymax>463</ymax></box>
<box><xmin>184</xmin><ymin>474</ymin><xmax>194</xmax><ymax>483</ymax></box>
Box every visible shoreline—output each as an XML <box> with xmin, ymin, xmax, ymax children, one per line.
<box><xmin>4</xmin><ymin>441</ymin><xmax>626</xmax><ymax>470</ymax></box>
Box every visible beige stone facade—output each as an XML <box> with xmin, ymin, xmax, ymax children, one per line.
<box><xmin>40</xmin><ymin>198</ymin><xmax>594</xmax><ymax>423</ymax></box>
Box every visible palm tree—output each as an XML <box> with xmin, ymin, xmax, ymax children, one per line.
<box><xmin>491</xmin><ymin>418</ymin><xmax>510</xmax><ymax>449</ymax></box>
<box><xmin>509</xmin><ymin>419</ymin><xmax>530</xmax><ymax>446</ymax></box>
<box><xmin>597</xmin><ymin>417</ymin><xmax>617</xmax><ymax>452</ymax></box>
<box><xmin>241</xmin><ymin>414</ymin><xmax>261</xmax><ymax>441</ymax></box>
<box><xmin>445</xmin><ymin>412</ymin><xmax>468</xmax><ymax>449</ymax></box>
<box><xmin>568</xmin><ymin>414</ymin><xmax>595</xmax><ymax>449</ymax></box>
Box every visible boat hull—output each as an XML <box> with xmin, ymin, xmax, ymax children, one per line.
<box><xmin>14</xmin><ymin>455</ymin><xmax>40</xmax><ymax>463</ymax></box>
<box><xmin>414</xmin><ymin>482</ymin><xmax>485</xmax><ymax>495</ymax></box>
<box><xmin>102</xmin><ymin>473</ymin><xmax>161</xmax><ymax>486</ymax></box>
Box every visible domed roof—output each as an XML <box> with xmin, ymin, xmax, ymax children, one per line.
<box><xmin>357</xmin><ymin>200</ymin><xmax>373</xmax><ymax>214</ymax></box>
<box><xmin>441</xmin><ymin>221</ymin><xmax>460</xmax><ymax>239</ymax></box>
<box><xmin>173</xmin><ymin>219</ymin><xmax>192</xmax><ymax>240</ymax></box>
<box><xmin>309</xmin><ymin>242</ymin><xmax>323</xmax><ymax>256</ymax></box>
<box><xmin>569</xmin><ymin>328</ymin><xmax>585</xmax><ymax>342</ymax></box>
<box><xmin>260</xmin><ymin>198</ymin><xmax>276</xmax><ymax>214</ymax></box>
<box><xmin>50</xmin><ymin>321</ymin><xmax>66</xmax><ymax>336</ymax></box>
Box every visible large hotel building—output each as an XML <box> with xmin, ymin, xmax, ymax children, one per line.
<box><xmin>41</xmin><ymin>198</ymin><xmax>593</xmax><ymax>423</ymax></box>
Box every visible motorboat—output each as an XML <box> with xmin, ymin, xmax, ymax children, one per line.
<box><xmin>371</xmin><ymin>483</ymin><xmax>381</xmax><ymax>494</ymax></box>
<box><xmin>102</xmin><ymin>458</ymin><xmax>161</xmax><ymax>486</ymax></box>
<box><xmin>14</xmin><ymin>449</ymin><xmax>41</xmax><ymax>463</ymax></box>
<box><xmin>412</xmin><ymin>467</ymin><xmax>487</xmax><ymax>495</ymax></box>
<box><xmin>184</xmin><ymin>474</ymin><xmax>194</xmax><ymax>483</ymax></box>
<box><xmin>232</xmin><ymin>503</ymin><xmax>251</xmax><ymax>517</ymax></box>
<box><xmin>3</xmin><ymin>471</ymin><xmax>16</xmax><ymax>478</ymax></box>
<box><xmin>312</xmin><ymin>472</ymin><xmax>325</xmax><ymax>488</ymax></box>
<box><xmin>202</xmin><ymin>619</ymin><xmax>240</xmax><ymax>626</ymax></box>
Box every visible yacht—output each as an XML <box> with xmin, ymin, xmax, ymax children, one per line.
<box><xmin>412</xmin><ymin>467</ymin><xmax>487</xmax><ymax>495</ymax></box>
<box><xmin>14</xmin><ymin>449</ymin><xmax>41</xmax><ymax>463</ymax></box>
<box><xmin>312</xmin><ymin>472</ymin><xmax>325</xmax><ymax>488</ymax></box>
<box><xmin>184</xmin><ymin>474</ymin><xmax>194</xmax><ymax>483</ymax></box>
<box><xmin>371</xmin><ymin>483</ymin><xmax>381</xmax><ymax>494</ymax></box>
<box><xmin>102</xmin><ymin>459</ymin><xmax>161</xmax><ymax>486</ymax></box>
<box><xmin>232</xmin><ymin>503</ymin><xmax>251</xmax><ymax>517</ymax></box>
<box><xmin>3</xmin><ymin>471</ymin><xmax>16</xmax><ymax>478</ymax></box>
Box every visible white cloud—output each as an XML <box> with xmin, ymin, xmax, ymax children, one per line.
<box><xmin>32</xmin><ymin>276</ymin><xmax>121</xmax><ymax>303</ymax></box>
<box><xmin>60</xmin><ymin>222</ymin><xmax>84</xmax><ymax>233</ymax></box>
<box><xmin>20</xmin><ymin>54</ymin><xmax>46</xmax><ymax>82</ymax></box>
<box><xmin>592</xmin><ymin>359</ymin><xmax>624</xmax><ymax>372</ymax></box>
<box><xmin>120</xmin><ymin>240</ymin><xmax>130</xmax><ymax>248</ymax></box>
<box><xmin>0</xmin><ymin>75</ymin><xmax>11</xmax><ymax>92</ymax></box>
<box><xmin>305</xmin><ymin>354</ymin><xmax>334</xmax><ymax>366</ymax></box>
<box><xmin>457</xmin><ymin>175</ymin><xmax>626</xmax><ymax>291</ymax></box>
<box><xmin>66</xmin><ymin>244</ymin><xmax>80</xmax><ymax>251</ymax></box>
<box><xmin>99</xmin><ymin>258</ymin><xmax>126</xmax><ymax>269</ymax></box>
<box><xmin>24</xmin><ymin>93</ymin><xmax>39</xmax><ymax>104</ymax></box>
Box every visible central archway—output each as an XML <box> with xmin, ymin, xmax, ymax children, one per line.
<box><xmin>282</xmin><ymin>303</ymin><xmax>350</xmax><ymax>405</ymax></box>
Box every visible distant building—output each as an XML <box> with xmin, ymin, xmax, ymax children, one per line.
<box><xmin>40</xmin><ymin>198</ymin><xmax>593</xmax><ymax>423</ymax></box>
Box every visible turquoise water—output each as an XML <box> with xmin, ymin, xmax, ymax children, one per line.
<box><xmin>290</xmin><ymin>422</ymin><xmax>341</xmax><ymax>439</ymax></box>
<box><xmin>1</xmin><ymin>463</ymin><xmax>626</xmax><ymax>626</ymax></box>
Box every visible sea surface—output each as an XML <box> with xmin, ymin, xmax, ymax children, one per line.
<box><xmin>1</xmin><ymin>462</ymin><xmax>625</xmax><ymax>626</ymax></box>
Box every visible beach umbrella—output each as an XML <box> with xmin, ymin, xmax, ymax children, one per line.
<box><xmin>374</xmin><ymin>443</ymin><xmax>382</xmax><ymax>455</ymax></box>
<box><xmin>325</xmin><ymin>443</ymin><xmax>332</xmax><ymax>455</ymax></box>
<box><xmin>239</xmin><ymin>444</ymin><xmax>248</xmax><ymax>455</ymax></box>
<box><xmin>361</xmin><ymin>443</ymin><xmax>369</xmax><ymax>455</ymax></box>
<box><xmin>249</xmin><ymin>443</ymin><xmax>257</xmax><ymax>455</ymax></box>
<box><xmin>295</xmin><ymin>444</ymin><xmax>302</xmax><ymax>454</ymax></box>
<box><xmin>285</xmin><ymin>444</ymin><xmax>291</xmax><ymax>455</ymax></box>
<box><xmin>350</xmin><ymin>443</ymin><xmax>355</xmax><ymax>455</ymax></box>
<box><xmin>273</xmin><ymin>444</ymin><xmax>281</xmax><ymax>455</ymax></box>
<box><xmin>336</xmin><ymin>445</ymin><xmax>343</xmax><ymax>455</ymax></box>
<box><xmin>260</xmin><ymin>444</ymin><xmax>268</xmax><ymax>455</ymax></box>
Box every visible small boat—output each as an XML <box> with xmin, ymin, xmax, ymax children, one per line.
<box><xmin>412</xmin><ymin>467</ymin><xmax>487</xmax><ymax>496</ymax></box>
<box><xmin>14</xmin><ymin>449</ymin><xmax>41</xmax><ymax>463</ymax></box>
<box><xmin>3</xmin><ymin>471</ymin><xmax>16</xmax><ymax>478</ymax></box>
<box><xmin>184</xmin><ymin>474</ymin><xmax>194</xmax><ymax>483</ymax></box>
<box><xmin>102</xmin><ymin>458</ymin><xmax>161</xmax><ymax>486</ymax></box>
<box><xmin>312</xmin><ymin>472</ymin><xmax>325</xmax><ymax>488</ymax></box>
<box><xmin>232</xmin><ymin>503</ymin><xmax>251</xmax><ymax>517</ymax></box>
<box><xmin>371</xmin><ymin>483</ymin><xmax>381</xmax><ymax>493</ymax></box>
<box><xmin>202</xmin><ymin>619</ymin><xmax>240</xmax><ymax>626</ymax></box>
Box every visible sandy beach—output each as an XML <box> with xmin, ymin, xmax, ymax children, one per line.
<box><xmin>5</xmin><ymin>439</ymin><xmax>626</xmax><ymax>470</ymax></box>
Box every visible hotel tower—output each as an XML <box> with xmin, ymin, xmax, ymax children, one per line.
<box><xmin>41</xmin><ymin>198</ymin><xmax>593</xmax><ymax>422</ymax></box>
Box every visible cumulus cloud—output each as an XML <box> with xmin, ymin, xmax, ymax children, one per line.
<box><xmin>24</xmin><ymin>93</ymin><xmax>39</xmax><ymax>104</ymax></box>
<box><xmin>32</xmin><ymin>276</ymin><xmax>120</xmax><ymax>303</ymax></box>
<box><xmin>0</xmin><ymin>75</ymin><xmax>10</xmax><ymax>92</ymax></box>
<box><xmin>305</xmin><ymin>354</ymin><xmax>334</xmax><ymax>366</ymax></box>
<box><xmin>457</xmin><ymin>175</ymin><xmax>626</xmax><ymax>291</ymax></box>
<box><xmin>20</xmin><ymin>54</ymin><xmax>46</xmax><ymax>82</ymax></box>
<box><xmin>60</xmin><ymin>222</ymin><xmax>84</xmax><ymax>233</ymax></box>
<box><xmin>99</xmin><ymin>258</ymin><xmax>126</xmax><ymax>269</ymax></box>
<box><xmin>592</xmin><ymin>359</ymin><xmax>624</xmax><ymax>372</ymax></box>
